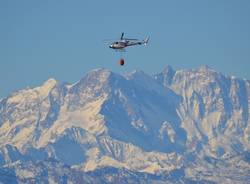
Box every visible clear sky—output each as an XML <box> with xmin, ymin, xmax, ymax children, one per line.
<box><xmin>1</xmin><ymin>0</ymin><xmax>250</xmax><ymax>98</ymax></box>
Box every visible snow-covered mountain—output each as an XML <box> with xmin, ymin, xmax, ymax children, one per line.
<box><xmin>0</xmin><ymin>66</ymin><xmax>249</xmax><ymax>183</ymax></box>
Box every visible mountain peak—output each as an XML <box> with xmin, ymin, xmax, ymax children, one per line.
<box><xmin>89</xmin><ymin>68</ymin><xmax>111</xmax><ymax>74</ymax></box>
<box><xmin>42</xmin><ymin>78</ymin><xmax>57</xmax><ymax>88</ymax></box>
<box><xmin>75</xmin><ymin>68</ymin><xmax>113</xmax><ymax>86</ymax></box>
<box><xmin>69</xmin><ymin>68</ymin><xmax>116</xmax><ymax>96</ymax></box>
<box><xmin>128</xmin><ymin>69</ymin><xmax>147</xmax><ymax>77</ymax></box>
<box><xmin>38</xmin><ymin>78</ymin><xmax>58</xmax><ymax>97</ymax></box>
<box><xmin>127</xmin><ymin>69</ymin><xmax>154</xmax><ymax>84</ymax></box>
<box><xmin>154</xmin><ymin>65</ymin><xmax>176</xmax><ymax>86</ymax></box>
<box><xmin>84</xmin><ymin>68</ymin><xmax>112</xmax><ymax>81</ymax></box>
<box><xmin>197</xmin><ymin>65</ymin><xmax>214</xmax><ymax>72</ymax></box>
<box><xmin>162</xmin><ymin>65</ymin><xmax>175</xmax><ymax>74</ymax></box>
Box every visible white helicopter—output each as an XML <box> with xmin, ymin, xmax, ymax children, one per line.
<box><xmin>109</xmin><ymin>32</ymin><xmax>149</xmax><ymax>51</ymax></box>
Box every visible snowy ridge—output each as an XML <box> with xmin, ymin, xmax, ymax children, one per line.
<box><xmin>0</xmin><ymin>66</ymin><xmax>250</xmax><ymax>183</ymax></box>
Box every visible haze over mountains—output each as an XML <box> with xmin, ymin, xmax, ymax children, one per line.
<box><xmin>0</xmin><ymin>65</ymin><xmax>249</xmax><ymax>183</ymax></box>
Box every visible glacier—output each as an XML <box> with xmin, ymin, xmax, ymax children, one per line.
<box><xmin>0</xmin><ymin>65</ymin><xmax>249</xmax><ymax>183</ymax></box>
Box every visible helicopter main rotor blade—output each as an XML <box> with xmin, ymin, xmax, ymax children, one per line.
<box><xmin>120</xmin><ymin>32</ymin><xmax>124</xmax><ymax>40</ymax></box>
<box><xmin>103</xmin><ymin>39</ymin><xmax>116</xmax><ymax>41</ymax></box>
<box><xmin>124</xmin><ymin>38</ymin><xmax>139</xmax><ymax>41</ymax></box>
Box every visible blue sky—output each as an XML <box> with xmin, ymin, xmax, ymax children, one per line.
<box><xmin>1</xmin><ymin>0</ymin><xmax>250</xmax><ymax>98</ymax></box>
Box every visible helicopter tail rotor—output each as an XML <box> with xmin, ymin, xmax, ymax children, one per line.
<box><xmin>144</xmin><ymin>36</ymin><xmax>150</xmax><ymax>46</ymax></box>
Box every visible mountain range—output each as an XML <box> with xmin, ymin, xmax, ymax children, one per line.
<box><xmin>0</xmin><ymin>65</ymin><xmax>249</xmax><ymax>183</ymax></box>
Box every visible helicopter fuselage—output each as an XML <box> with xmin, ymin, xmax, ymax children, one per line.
<box><xmin>109</xmin><ymin>40</ymin><xmax>142</xmax><ymax>49</ymax></box>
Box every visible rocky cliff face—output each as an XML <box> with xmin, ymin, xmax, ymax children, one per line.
<box><xmin>0</xmin><ymin>66</ymin><xmax>249</xmax><ymax>183</ymax></box>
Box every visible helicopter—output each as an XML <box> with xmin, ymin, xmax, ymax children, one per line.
<box><xmin>109</xmin><ymin>33</ymin><xmax>149</xmax><ymax>50</ymax></box>
<box><xmin>108</xmin><ymin>33</ymin><xmax>149</xmax><ymax>65</ymax></box>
